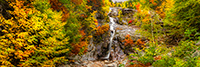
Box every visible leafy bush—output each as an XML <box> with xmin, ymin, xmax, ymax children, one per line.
<box><xmin>152</xmin><ymin>56</ymin><xmax>175</xmax><ymax>67</ymax></box>
<box><xmin>172</xmin><ymin>41</ymin><xmax>197</xmax><ymax>58</ymax></box>
<box><xmin>138</xmin><ymin>56</ymin><xmax>154</xmax><ymax>64</ymax></box>
<box><xmin>163</xmin><ymin>0</ymin><xmax>200</xmax><ymax>42</ymax></box>
<box><xmin>95</xmin><ymin>24</ymin><xmax>109</xmax><ymax>36</ymax></box>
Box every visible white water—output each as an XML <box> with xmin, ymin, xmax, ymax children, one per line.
<box><xmin>100</xmin><ymin>7</ymin><xmax>117</xmax><ymax>60</ymax></box>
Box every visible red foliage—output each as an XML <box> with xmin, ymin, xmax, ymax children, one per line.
<box><xmin>128</xmin><ymin>20</ymin><xmax>133</xmax><ymax>24</ymax></box>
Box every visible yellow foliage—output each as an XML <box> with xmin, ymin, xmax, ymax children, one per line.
<box><xmin>0</xmin><ymin>0</ymin><xmax>70</xmax><ymax>66</ymax></box>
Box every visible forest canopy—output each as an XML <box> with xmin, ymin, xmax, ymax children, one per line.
<box><xmin>0</xmin><ymin>0</ymin><xmax>200</xmax><ymax>66</ymax></box>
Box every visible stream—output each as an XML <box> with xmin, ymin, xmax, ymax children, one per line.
<box><xmin>59</xmin><ymin>7</ymin><xmax>143</xmax><ymax>67</ymax></box>
<box><xmin>100</xmin><ymin>7</ymin><xmax>117</xmax><ymax>60</ymax></box>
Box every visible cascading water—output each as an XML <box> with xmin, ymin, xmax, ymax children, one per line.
<box><xmin>100</xmin><ymin>7</ymin><xmax>118</xmax><ymax>60</ymax></box>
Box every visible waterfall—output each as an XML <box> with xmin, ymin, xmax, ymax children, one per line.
<box><xmin>100</xmin><ymin>7</ymin><xmax>117</xmax><ymax>60</ymax></box>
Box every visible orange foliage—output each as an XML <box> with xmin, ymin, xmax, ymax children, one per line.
<box><xmin>136</xmin><ymin>39</ymin><xmax>145</xmax><ymax>45</ymax></box>
<box><xmin>71</xmin><ymin>41</ymin><xmax>88</xmax><ymax>55</ymax></box>
<box><xmin>79</xmin><ymin>30</ymin><xmax>86</xmax><ymax>40</ymax></box>
<box><xmin>122</xmin><ymin>34</ymin><xmax>134</xmax><ymax>46</ymax></box>
<box><xmin>122</xmin><ymin>35</ymin><xmax>145</xmax><ymax>46</ymax></box>
<box><xmin>135</xmin><ymin>3</ymin><xmax>141</xmax><ymax>12</ymax></box>
<box><xmin>95</xmin><ymin>24</ymin><xmax>109</xmax><ymax>35</ymax></box>
<box><xmin>80</xmin><ymin>14</ymin><xmax>88</xmax><ymax>18</ymax></box>
<box><xmin>154</xmin><ymin>55</ymin><xmax>162</xmax><ymax>60</ymax></box>
<box><xmin>79</xmin><ymin>30</ymin><xmax>86</xmax><ymax>36</ymax></box>
<box><xmin>71</xmin><ymin>30</ymin><xmax>88</xmax><ymax>55</ymax></box>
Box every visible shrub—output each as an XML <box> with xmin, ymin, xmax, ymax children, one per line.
<box><xmin>95</xmin><ymin>24</ymin><xmax>109</xmax><ymax>36</ymax></box>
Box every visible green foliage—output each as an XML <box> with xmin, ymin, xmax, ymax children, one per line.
<box><xmin>116</xmin><ymin>0</ymin><xmax>200</xmax><ymax>66</ymax></box>
<box><xmin>153</xmin><ymin>56</ymin><xmax>199</xmax><ymax>67</ymax></box>
<box><xmin>32</xmin><ymin>0</ymin><xmax>51</xmax><ymax>13</ymax></box>
<box><xmin>129</xmin><ymin>41</ymin><xmax>199</xmax><ymax>66</ymax></box>
<box><xmin>48</xmin><ymin>0</ymin><xmax>97</xmax><ymax>55</ymax></box>
<box><xmin>164</xmin><ymin>0</ymin><xmax>200</xmax><ymax>41</ymax></box>
<box><xmin>138</xmin><ymin>56</ymin><xmax>154</xmax><ymax>64</ymax></box>
<box><xmin>119</xmin><ymin>64</ymin><xmax>125</xmax><ymax>67</ymax></box>
<box><xmin>172</xmin><ymin>41</ymin><xmax>197</xmax><ymax>58</ymax></box>
<box><xmin>152</xmin><ymin>56</ymin><xmax>175</xmax><ymax>67</ymax></box>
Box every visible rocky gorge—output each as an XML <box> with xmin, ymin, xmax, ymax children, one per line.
<box><xmin>58</xmin><ymin>7</ymin><xmax>149</xmax><ymax>67</ymax></box>
<box><xmin>1</xmin><ymin>0</ymin><xmax>200</xmax><ymax>67</ymax></box>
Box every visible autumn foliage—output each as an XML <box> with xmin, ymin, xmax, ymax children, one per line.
<box><xmin>0</xmin><ymin>0</ymin><xmax>69</xmax><ymax>66</ymax></box>
<box><xmin>122</xmin><ymin>34</ymin><xmax>134</xmax><ymax>46</ymax></box>
<box><xmin>122</xmin><ymin>34</ymin><xmax>145</xmax><ymax>46</ymax></box>
<box><xmin>0</xmin><ymin>0</ymin><xmax>97</xmax><ymax>66</ymax></box>
<box><xmin>95</xmin><ymin>24</ymin><xmax>109</xmax><ymax>36</ymax></box>
<box><xmin>49</xmin><ymin>0</ymin><xmax>69</xmax><ymax>22</ymax></box>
